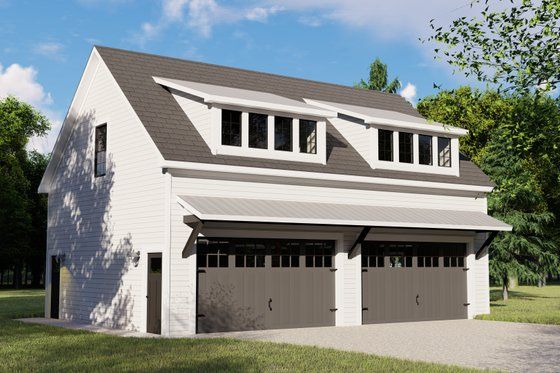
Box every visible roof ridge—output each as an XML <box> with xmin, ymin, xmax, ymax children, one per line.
<box><xmin>94</xmin><ymin>45</ymin><xmax>414</xmax><ymax>104</ymax></box>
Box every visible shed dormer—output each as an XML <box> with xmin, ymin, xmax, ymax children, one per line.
<box><xmin>154</xmin><ymin>77</ymin><xmax>336</xmax><ymax>165</ymax></box>
<box><xmin>305</xmin><ymin>99</ymin><xmax>468</xmax><ymax>177</ymax></box>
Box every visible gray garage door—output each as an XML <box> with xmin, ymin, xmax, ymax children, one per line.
<box><xmin>362</xmin><ymin>242</ymin><xmax>468</xmax><ymax>324</ymax></box>
<box><xmin>197</xmin><ymin>238</ymin><xmax>336</xmax><ymax>333</ymax></box>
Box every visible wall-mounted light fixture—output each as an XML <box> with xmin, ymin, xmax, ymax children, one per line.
<box><xmin>130</xmin><ymin>251</ymin><xmax>141</xmax><ymax>267</ymax></box>
<box><xmin>56</xmin><ymin>253</ymin><xmax>66</xmax><ymax>265</ymax></box>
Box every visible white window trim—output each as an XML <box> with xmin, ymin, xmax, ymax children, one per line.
<box><xmin>212</xmin><ymin>105</ymin><xmax>327</xmax><ymax>164</ymax></box>
<box><xmin>369</xmin><ymin>126</ymin><xmax>460</xmax><ymax>177</ymax></box>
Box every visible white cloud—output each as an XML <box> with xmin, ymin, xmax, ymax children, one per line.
<box><xmin>0</xmin><ymin>62</ymin><xmax>61</xmax><ymax>153</ymax></box>
<box><xmin>264</xmin><ymin>0</ymin><xmax>474</xmax><ymax>39</ymax></box>
<box><xmin>135</xmin><ymin>0</ymin><xmax>284</xmax><ymax>42</ymax></box>
<box><xmin>245</xmin><ymin>6</ymin><xmax>282</xmax><ymax>22</ymax></box>
<box><xmin>34</xmin><ymin>42</ymin><xmax>65</xmax><ymax>60</ymax></box>
<box><xmin>0</xmin><ymin>63</ymin><xmax>51</xmax><ymax>107</ymax></box>
<box><xmin>298</xmin><ymin>15</ymin><xmax>322</xmax><ymax>27</ymax></box>
<box><xmin>400</xmin><ymin>82</ymin><xmax>417</xmax><ymax>104</ymax></box>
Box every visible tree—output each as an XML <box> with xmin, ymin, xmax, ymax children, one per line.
<box><xmin>418</xmin><ymin>89</ymin><xmax>560</xmax><ymax>298</ymax></box>
<box><xmin>356</xmin><ymin>58</ymin><xmax>401</xmax><ymax>93</ymax></box>
<box><xmin>0</xmin><ymin>96</ymin><xmax>50</xmax><ymax>288</ymax></box>
<box><xmin>426</xmin><ymin>0</ymin><xmax>560</xmax><ymax>93</ymax></box>
<box><xmin>417</xmin><ymin>86</ymin><xmax>512</xmax><ymax>164</ymax></box>
<box><xmin>482</xmin><ymin>127</ymin><xmax>557</xmax><ymax>300</ymax></box>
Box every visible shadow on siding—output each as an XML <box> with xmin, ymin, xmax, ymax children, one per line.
<box><xmin>50</xmin><ymin>111</ymin><xmax>136</xmax><ymax>330</ymax></box>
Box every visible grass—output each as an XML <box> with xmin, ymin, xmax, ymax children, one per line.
<box><xmin>0</xmin><ymin>289</ymin><xmax>478</xmax><ymax>372</ymax></box>
<box><xmin>476</xmin><ymin>284</ymin><xmax>560</xmax><ymax>325</ymax></box>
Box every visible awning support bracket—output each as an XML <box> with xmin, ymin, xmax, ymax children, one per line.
<box><xmin>348</xmin><ymin>226</ymin><xmax>371</xmax><ymax>258</ymax></box>
<box><xmin>182</xmin><ymin>215</ymin><xmax>204</xmax><ymax>258</ymax></box>
<box><xmin>475</xmin><ymin>231</ymin><xmax>498</xmax><ymax>260</ymax></box>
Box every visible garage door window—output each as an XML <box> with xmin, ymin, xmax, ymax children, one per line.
<box><xmin>442</xmin><ymin>244</ymin><xmax>466</xmax><ymax>267</ymax></box>
<box><xmin>305</xmin><ymin>242</ymin><xmax>334</xmax><ymax>268</ymax></box>
<box><xmin>362</xmin><ymin>246</ymin><xmax>384</xmax><ymax>267</ymax></box>
<box><xmin>272</xmin><ymin>241</ymin><xmax>300</xmax><ymax>268</ymax></box>
<box><xmin>234</xmin><ymin>243</ymin><xmax>266</xmax><ymax>268</ymax></box>
<box><xmin>197</xmin><ymin>240</ymin><xmax>229</xmax><ymax>268</ymax></box>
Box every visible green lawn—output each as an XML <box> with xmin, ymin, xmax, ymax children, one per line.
<box><xmin>0</xmin><ymin>289</ymin><xmax>475</xmax><ymax>372</ymax></box>
<box><xmin>476</xmin><ymin>284</ymin><xmax>560</xmax><ymax>325</ymax></box>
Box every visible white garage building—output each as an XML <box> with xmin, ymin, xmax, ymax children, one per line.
<box><xmin>39</xmin><ymin>46</ymin><xmax>510</xmax><ymax>336</ymax></box>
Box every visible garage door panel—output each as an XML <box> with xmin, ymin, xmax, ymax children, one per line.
<box><xmin>362</xmin><ymin>242</ymin><xmax>468</xmax><ymax>324</ymax></box>
<box><xmin>198</xmin><ymin>268</ymin><xmax>267</xmax><ymax>333</ymax></box>
<box><xmin>197</xmin><ymin>238</ymin><xmax>335</xmax><ymax>333</ymax></box>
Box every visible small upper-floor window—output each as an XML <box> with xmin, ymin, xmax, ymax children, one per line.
<box><xmin>221</xmin><ymin>109</ymin><xmax>241</xmax><ymax>147</ymax></box>
<box><xmin>249</xmin><ymin>113</ymin><xmax>268</xmax><ymax>149</ymax></box>
<box><xmin>419</xmin><ymin>135</ymin><xmax>433</xmax><ymax>165</ymax></box>
<box><xmin>299</xmin><ymin>119</ymin><xmax>317</xmax><ymax>154</ymax></box>
<box><xmin>398</xmin><ymin>132</ymin><xmax>413</xmax><ymax>164</ymax></box>
<box><xmin>274</xmin><ymin>116</ymin><xmax>292</xmax><ymax>151</ymax></box>
<box><xmin>378</xmin><ymin>129</ymin><xmax>393</xmax><ymax>161</ymax></box>
<box><xmin>94</xmin><ymin>124</ymin><xmax>107</xmax><ymax>177</ymax></box>
<box><xmin>438</xmin><ymin>137</ymin><xmax>451</xmax><ymax>167</ymax></box>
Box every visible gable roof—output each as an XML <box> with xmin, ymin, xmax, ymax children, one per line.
<box><xmin>95</xmin><ymin>46</ymin><xmax>492</xmax><ymax>188</ymax></box>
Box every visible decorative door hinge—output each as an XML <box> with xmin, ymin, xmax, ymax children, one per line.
<box><xmin>330</xmin><ymin>268</ymin><xmax>338</xmax><ymax>272</ymax></box>
<box><xmin>463</xmin><ymin>303</ymin><xmax>470</xmax><ymax>306</ymax></box>
<box><xmin>362</xmin><ymin>307</ymin><xmax>369</xmax><ymax>311</ymax></box>
<box><xmin>330</xmin><ymin>308</ymin><xmax>338</xmax><ymax>312</ymax></box>
<box><xmin>197</xmin><ymin>269</ymin><xmax>206</xmax><ymax>274</ymax></box>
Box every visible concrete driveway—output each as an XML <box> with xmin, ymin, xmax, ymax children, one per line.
<box><xmin>199</xmin><ymin>320</ymin><xmax>560</xmax><ymax>372</ymax></box>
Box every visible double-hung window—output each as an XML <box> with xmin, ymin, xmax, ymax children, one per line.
<box><xmin>299</xmin><ymin>119</ymin><xmax>317</xmax><ymax>154</ymax></box>
<box><xmin>419</xmin><ymin>134</ymin><xmax>433</xmax><ymax>165</ymax></box>
<box><xmin>248</xmin><ymin>113</ymin><xmax>268</xmax><ymax>149</ymax></box>
<box><xmin>378</xmin><ymin>129</ymin><xmax>393</xmax><ymax>161</ymax></box>
<box><xmin>221</xmin><ymin>109</ymin><xmax>241</xmax><ymax>146</ymax></box>
<box><xmin>274</xmin><ymin>116</ymin><xmax>292</xmax><ymax>151</ymax></box>
<box><xmin>94</xmin><ymin>124</ymin><xmax>107</xmax><ymax>177</ymax></box>
<box><xmin>398</xmin><ymin>132</ymin><xmax>413</xmax><ymax>163</ymax></box>
<box><xmin>438</xmin><ymin>137</ymin><xmax>452</xmax><ymax>167</ymax></box>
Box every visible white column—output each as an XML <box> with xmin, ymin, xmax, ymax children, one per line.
<box><xmin>209</xmin><ymin>107</ymin><xmax>220</xmax><ymax>155</ymax></box>
<box><xmin>318</xmin><ymin>120</ymin><xmax>327</xmax><ymax>164</ymax></box>
<box><xmin>451</xmin><ymin>137</ymin><xmax>460</xmax><ymax>176</ymax></box>
<box><xmin>241</xmin><ymin>112</ymin><xmax>249</xmax><ymax>148</ymax></box>
<box><xmin>413</xmin><ymin>133</ymin><xmax>419</xmax><ymax>164</ymax></box>
<box><xmin>432</xmin><ymin>135</ymin><xmax>439</xmax><ymax>167</ymax></box>
<box><xmin>267</xmin><ymin>115</ymin><xmax>274</xmax><ymax>152</ymax></box>
<box><xmin>371</xmin><ymin>127</ymin><xmax>379</xmax><ymax>167</ymax></box>
<box><xmin>161</xmin><ymin>171</ymin><xmax>172</xmax><ymax>336</ymax></box>
<box><xmin>393</xmin><ymin>130</ymin><xmax>399</xmax><ymax>162</ymax></box>
<box><xmin>293</xmin><ymin>118</ymin><xmax>300</xmax><ymax>153</ymax></box>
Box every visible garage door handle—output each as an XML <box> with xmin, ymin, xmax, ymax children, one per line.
<box><xmin>268</xmin><ymin>298</ymin><xmax>272</xmax><ymax>311</ymax></box>
<box><xmin>416</xmin><ymin>294</ymin><xmax>420</xmax><ymax>306</ymax></box>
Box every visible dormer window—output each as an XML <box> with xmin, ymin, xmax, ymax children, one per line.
<box><xmin>419</xmin><ymin>135</ymin><xmax>433</xmax><ymax>165</ymax></box>
<box><xmin>249</xmin><ymin>113</ymin><xmax>268</xmax><ymax>149</ymax></box>
<box><xmin>221</xmin><ymin>109</ymin><xmax>241</xmax><ymax>147</ymax></box>
<box><xmin>378</xmin><ymin>129</ymin><xmax>393</xmax><ymax>162</ymax></box>
<box><xmin>438</xmin><ymin>137</ymin><xmax>452</xmax><ymax>167</ymax></box>
<box><xmin>398</xmin><ymin>132</ymin><xmax>413</xmax><ymax>164</ymax></box>
<box><xmin>299</xmin><ymin>120</ymin><xmax>317</xmax><ymax>154</ymax></box>
<box><xmin>275</xmin><ymin>116</ymin><xmax>293</xmax><ymax>151</ymax></box>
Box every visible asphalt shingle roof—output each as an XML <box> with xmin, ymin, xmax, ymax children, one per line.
<box><xmin>96</xmin><ymin>46</ymin><xmax>492</xmax><ymax>187</ymax></box>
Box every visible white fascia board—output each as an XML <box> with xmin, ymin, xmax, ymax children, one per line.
<box><xmin>304</xmin><ymin>98</ymin><xmax>468</xmax><ymax>136</ymax></box>
<box><xmin>161</xmin><ymin>160</ymin><xmax>495</xmax><ymax>193</ymax></box>
<box><xmin>153</xmin><ymin>77</ymin><xmax>336</xmax><ymax>118</ymax></box>
<box><xmin>187</xmin><ymin>213</ymin><xmax>512</xmax><ymax>231</ymax></box>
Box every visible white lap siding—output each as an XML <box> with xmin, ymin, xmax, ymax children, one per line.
<box><xmin>45</xmin><ymin>54</ymin><xmax>164</xmax><ymax>331</ymax></box>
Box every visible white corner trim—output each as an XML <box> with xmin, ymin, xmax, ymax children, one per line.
<box><xmin>161</xmin><ymin>160</ymin><xmax>495</xmax><ymax>193</ymax></box>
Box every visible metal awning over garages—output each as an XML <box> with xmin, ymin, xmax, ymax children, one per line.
<box><xmin>179</xmin><ymin>195</ymin><xmax>511</xmax><ymax>232</ymax></box>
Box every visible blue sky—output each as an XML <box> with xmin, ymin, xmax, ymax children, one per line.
<box><xmin>0</xmin><ymin>0</ymin><xmax>479</xmax><ymax>152</ymax></box>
